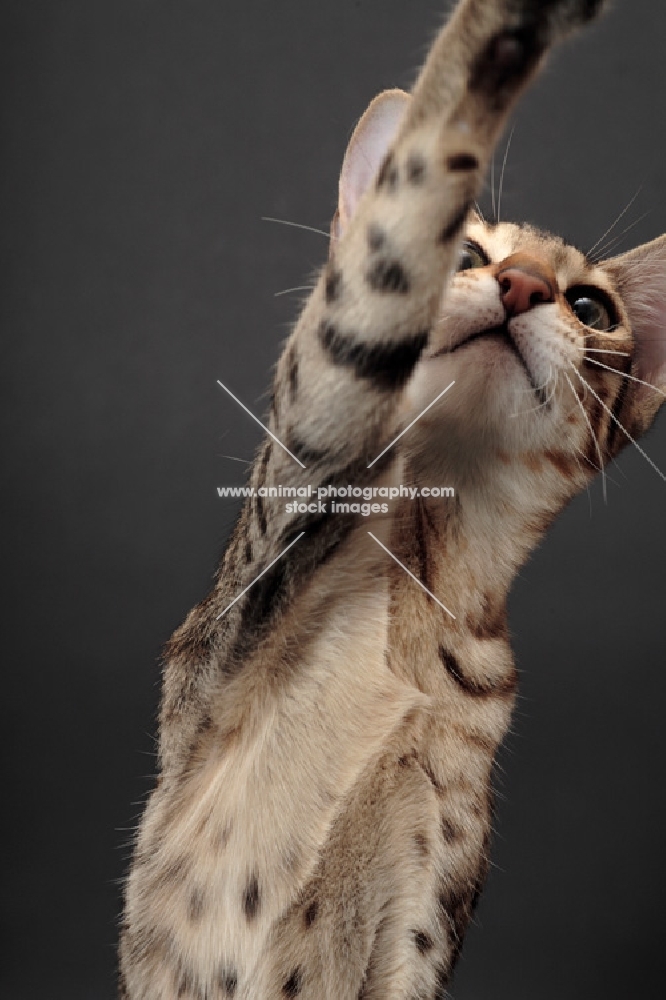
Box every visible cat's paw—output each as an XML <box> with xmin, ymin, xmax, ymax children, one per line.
<box><xmin>521</xmin><ymin>0</ymin><xmax>608</xmax><ymax>33</ymax></box>
<box><xmin>465</xmin><ymin>0</ymin><xmax>607</xmax><ymax>101</ymax></box>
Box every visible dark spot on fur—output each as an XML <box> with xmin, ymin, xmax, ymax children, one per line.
<box><xmin>466</xmin><ymin>594</ymin><xmax>508</xmax><ymax>640</ymax></box>
<box><xmin>318</xmin><ymin>320</ymin><xmax>428</xmax><ymax>389</ymax></box>
<box><xmin>413</xmin><ymin>929</ymin><xmax>434</xmax><ymax>954</ymax></box>
<box><xmin>219</xmin><ymin>967</ymin><xmax>238</xmax><ymax>996</ymax></box>
<box><xmin>447</xmin><ymin>152</ymin><xmax>479</xmax><ymax>172</ymax></box>
<box><xmin>376</xmin><ymin>151</ymin><xmax>398</xmax><ymax>190</ymax></box>
<box><xmin>304</xmin><ymin>900</ymin><xmax>319</xmax><ymax>927</ymax></box>
<box><xmin>325</xmin><ymin>266</ymin><xmax>342</xmax><ymax>304</ymax></box>
<box><xmin>188</xmin><ymin>887</ymin><xmax>205</xmax><ymax>922</ymax></box>
<box><xmin>466</xmin><ymin>730</ymin><xmax>495</xmax><ymax>755</ymax></box>
<box><xmin>469</xmin><ymin>26</ymin><xmax>546</xmax><ymax>107</ymax></box>
<box><xmin>214</xmin><ymin>820</ymin><xmax>233</xmax><ymax>851</ymax></box>
<box><xmin>286</xmin><ymin>433</ymin><xmax>327</xmax><ymax>465</ymax></box>
<box><xmin>283</xmin><ymin>843</ymin><xmax>302</xmax><ymax>872</ymax></box>
<box><xmin>162</xmin><ymin>855</ymin><xmax>190</xmax><ymax>884</ymax></box>
<box><xmin>288</xmin><ymin>350</ymin><xmax>299</xmax><ymax>398</ymax></box>
<box><xmin>441</xmin><ymin>817</ymin><xmax>460</xmax><ymax>844</ymax></box>
<box><xmin>255</xmin><ymin>494</ymin><xmax>267</xmax><ymax>535</ymax></box>
<box><xmin>259</xmin><ymin>439</ymin><xmax>272</xmax><ymax>478</ymax></box>
<box><xmin>366</xmin><ymin>258</ymin><xmax>411</xmax><ymax>294</ymax></box>
<box><xmin>588</xmin><ymin>398</ymin><xmax>606</xmax><ymax>438</ymax></box>
<box><xmin>439</xmin><ymin>646</ymin><xmax>516</xmax><ymax>699</ymax></box>
<box><xmin>607</xmin><ymin>371</ymin><xmax>630</xmax><ymax>455</ymax></box>
<box><xmin>418</xmin><ymin>755</ymin><xmax>442</xmax><ymax>794</ymax></box>
<box><xmin>414</xmin><ymin>830</ymin><xmax>430</xmax><ymax>858</ymax></box>
<box><xmin>243</xmin><ymin>873</ymin><xmax>260</xmax><ymax>920</ymax></box>
<box><xmin>439</xmin><ymin>201</ymin><xmax>473</xmax><ymax>244</ymax></box>
<box><xmin>176</xmin><ymin>965</ymin><xmax>198</xmax><ymax>998</ymax></box>
<box><xmin>283</xmin><ymin>967</ymin><xmax>302</xmax><ymax>996</ymax></box>
<box><xmin>367</xmin><ymin>223</ymin><xmax>386</xmax><ymax>252</ymax></box>
<box><xmin>231</xmin><ymin>512</ymin><xmax>346</xmax><ymax>666</ymax></box>
<box><xmin>413</xmin><ymin>497</ymin><xmax>432</xmax><ymax>593</ymax></box>
<box><xmin>439</xmin><ymin>870</ymin><xmax>488</xmax><ymax>972</ymax></box>
<box><xmin>197</xmin><ymin>713</ymin><xmax>214</xmax><ymax>736</ymax></box>
<box><xmin>439</xmin><ymin>647</ymin><xmax>464</xmax><ymax>689</ymax></box>
<box><xmin>245</xmin><ymin>540</ymin><xmax>253</xmax><ymax>563</ymax></box>
<box><xmin>407</xmin><ymin>153</ymin><xmax>426</xmax><ymax>184</ymax></box>
<box><xmin>545</xmin><ymin>449</ymin><xmax>578</xmax><ymax>478</ymax></box>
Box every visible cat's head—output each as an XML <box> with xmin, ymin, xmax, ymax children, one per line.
<box><xmin>412</xmin><ymin>217</ymin><xmax>666</xmax><ymax>483</ymax></box>
<box><xmin>336</xmin><ymin>90</ymin><xmax>666</xmax><ymax>501</ymax></box>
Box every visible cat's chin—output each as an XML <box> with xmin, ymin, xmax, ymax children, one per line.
<box><xmin>415</xmin><ymin>331</ymin><xmax>543</xmax><ymax>412</ymax></box>
<box><xmin>406</xmin><ymin>340</ymin><xmax>564</xmax><ymax>469</ymax></box>
<box><xmin>431</xmin><ymin>321</ymin><xmax>545</xmax><ymax>400</ymax></box>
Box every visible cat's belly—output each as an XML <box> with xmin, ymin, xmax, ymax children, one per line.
<box><xmin>123</xmin><ymin>534</ymin><xmax>430</xmax><ymax>997</ymax></box>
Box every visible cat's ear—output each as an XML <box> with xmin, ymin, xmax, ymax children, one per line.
<box><xmin>334</xmin><ymin>89</ymin><xmax>410</xmax><ymax>239</ymax></box>
<box><xmin>601</xmin><ymin>234</ymin><xmax>666</xmax><ymax>426</ymax></box>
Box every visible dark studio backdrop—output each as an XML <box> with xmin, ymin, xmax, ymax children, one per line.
<box><xmin>2</xmin><ymin>1</ymin><xmax>665</xmax><ymax>998</ymax></box>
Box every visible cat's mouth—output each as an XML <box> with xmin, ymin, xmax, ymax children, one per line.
<box><xmin>433</xmin><ymin>323</ymin><xmax>547</xmax><ymax>404</ymax></box>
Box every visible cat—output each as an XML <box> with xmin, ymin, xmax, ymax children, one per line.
<box><xmin>119</xmin><ymin>1</ymin><xmax>666</xmax><ymax>997</ymax></box>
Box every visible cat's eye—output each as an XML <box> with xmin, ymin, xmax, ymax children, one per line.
<box><xmin>456</xmin><ymin>240</ymin><xmax>489</xmax><ymax>272</ymax></box>
<box><xmin>565</xmin><ymin>286</ymin><xmax>617</xmax><ymax>332</ymax></box>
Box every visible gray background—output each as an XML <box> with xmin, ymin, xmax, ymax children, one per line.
<box><xmin>1</xmin><ymin>1</ymin><xmax>665</xmax><ymax>997</ymax></box>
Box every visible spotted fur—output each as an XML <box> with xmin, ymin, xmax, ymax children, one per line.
<box><xmin>119</xmin><ymin>1</ymin><xmax>666</xmax><ymax>997</ymax></box>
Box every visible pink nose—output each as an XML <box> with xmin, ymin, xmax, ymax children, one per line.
<box><xmin>496</xmin><ymin>258</ymin><xmax>556</xmax><ymax>316</ymax></box>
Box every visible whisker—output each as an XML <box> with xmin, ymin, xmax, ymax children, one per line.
<box><xmin>497</xmin><ymin>127</ymin><xmax>515</xmax><ymax>225</ymax></box>
<box><xmin>563</xmin><ymin>370</ymin><xmax>607</xmax><ymax>502</ymax></box>
<box><xmin>572</xmin><ymin>445</ymin><xmax>621</xmax><ymax>494</ymax></box>
<box><xmin>510</xmin><ymin>367</ymin><xmax>554</xmax><ymax>416</ymax></box>
<box><xmin>586</xmin><ymin>187</ymin><xmax>642</xmax><ymax>259</ymax></box>
<box><xmin>584</xmin><ymin>480</ymin><xmax>593</xmax><ymax>517</ymax></box>
<box><xmin>473</xmin><ymin>201</ymin><xmax>485</xmax><ymax>221</ymax></box>
<box><xmin>572</xmin><ymin>443</ymin><xmax>620</xmax><ymax>485</ymax></box>
<box><xmin>573</xmin><ymin>443</ymin><xmax>602</xmax><ymax>474</ymax></box>
<box><xmin>220</xmin><ymin>454</ymin><xmax>253</xmax><ymax>465</ymax></box>
<box><xmin>542</xmin><ymin>373</ymin><xmax>559</xmax><ymax>408</ymax></box>
<box><xmin>569</xmin><ymin>363</ymin><xmax>666</xmax><ymax>483</ymax></box>
<box><xmin>570</xmin><ymin>448</ymin><xmax>593</xmax><ymax>513</ymax></box>
<box><xmin>582</xmin><ymin>347</ymin><xmax>630</xmax><ymax>357</ymax></box>
<box><xmin>274</xmin><ymin>284</ymin><xmax>316</xmax><ymax>297</ymax></box>
<box><xmin>589</xmin><ymin>211</ymin><xmax>650</xmax><ymax>263</ymax></box>
<box><xmin>490</xmin><ymin>154</ymin><xmax>497</xmax><ymax>223</ymax></box>
<box><xmin>433</xmin><ymin>313</ymin><xmax>461</xmax><ymax>352</ymax></box>
<box><xmin>261</xmin><ymin>216</ymin><xmax>333</xmax><ymax>240</ymax></box>
<box><xmin>610</xmin><ymin>453</ymin><xmax>629</xmax><ymax>482</ymax></box>
<box><xmin>584</xmin><ymin>357</ymin><xmax>666</xmax><ymax>397</ymax></box>
<box><xmin>514</xmin><ymin>364</ymin><xmax>552</xmax><ymax>396</ymax></box>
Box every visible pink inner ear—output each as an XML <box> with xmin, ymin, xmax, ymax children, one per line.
<box><xmin>337</xmin><ymin>90</ymin><xmax>410</xmax><ymax>236</ymax></box>
<box><xmin>603</xmin><ymin>234</ymin><xmax>666</xmax><ymax>392</ymax></box>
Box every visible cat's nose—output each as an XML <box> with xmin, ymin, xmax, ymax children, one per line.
<box><xmin>495</xmin><ymin>254</ymin><xmax>557</xmax><ymax>316</ymax></box>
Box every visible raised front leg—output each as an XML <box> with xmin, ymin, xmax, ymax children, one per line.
<box><xmin>160</xmin><ymin>0</ymin><xmax>608</xmax><ymax>767</ymax></box>
<box><xmin>121</xmin><ymin>2</ymin><xmax>608</xmax><ymax>999</ymax></box>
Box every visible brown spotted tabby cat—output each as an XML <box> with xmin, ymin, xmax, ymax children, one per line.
<box><xmin>119</xmin><ymin>0</ymin><xmax>666</xmax><ymax>997</ymax></box>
